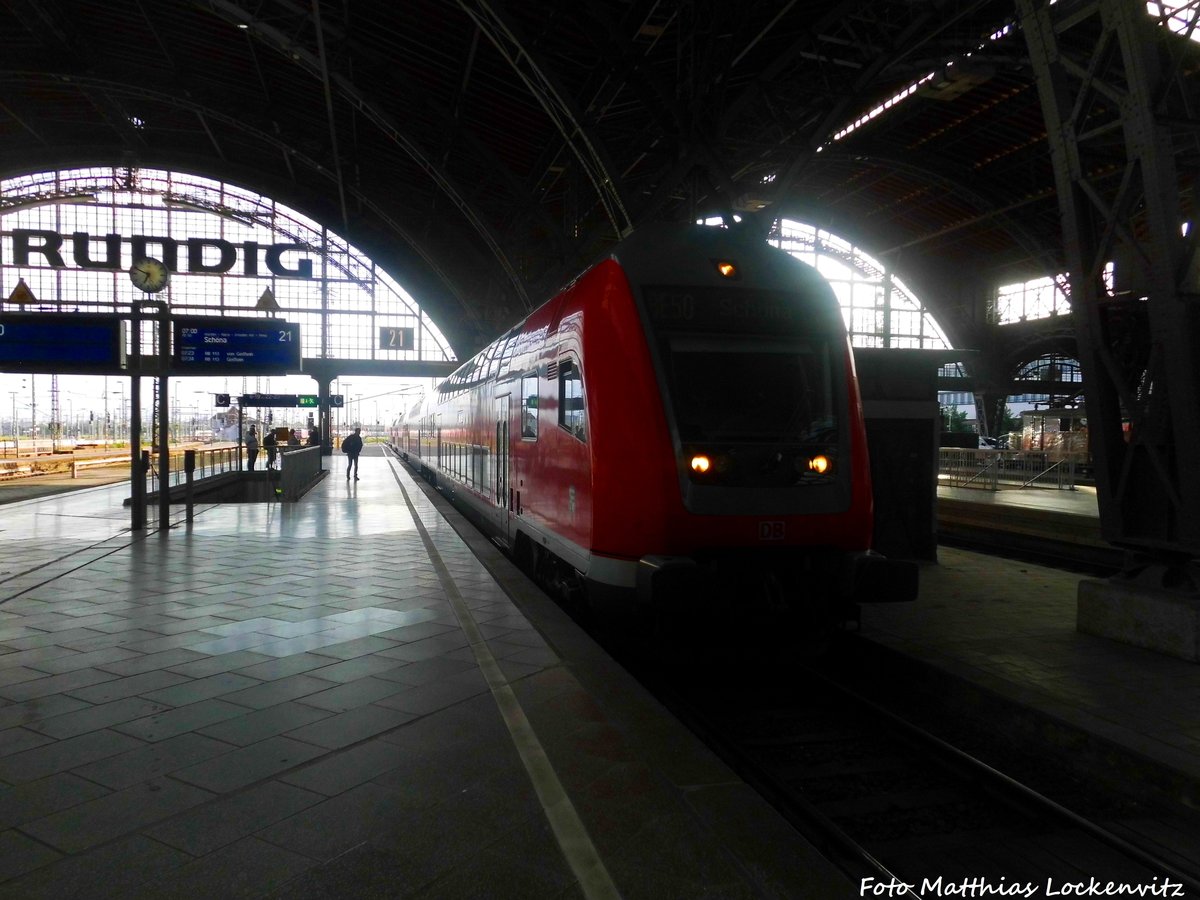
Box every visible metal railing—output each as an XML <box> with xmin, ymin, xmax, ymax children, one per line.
<box><xmin>1</xmin><ymin>442</ymin><xmax>325</xmax><ymax>507</ymax></box>
<box><xmin>938</xmin><ymin>449</ymin><xmax>1082</xmax><ymax>491</ymax></box>
<box><xmin>0</xmin><ymin>442</ymin><xmax>242</xmax><ymax>482</ymax></box>
<box><xmin>140</xmin><ymin>446</ymin><xmax>243</xmax><ymax>494</ymax></box>
<box><xmin>278</xmin><ymin>445</ymin><xmax>322</xmax><ymax>501</ymax></box>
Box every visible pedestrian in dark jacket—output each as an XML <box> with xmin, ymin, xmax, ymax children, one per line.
<box><xmin>264</xmin><ymin>429</ymin><xmax>278</xmax><ymax>469</ymax></box>
<box><xmin>342</xmin><ymin>427</ymin><xmax>363</xmax><ymax>480</ymax></box>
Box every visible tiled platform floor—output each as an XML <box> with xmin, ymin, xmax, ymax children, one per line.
<box><xmin>0</xmin><ymin>450</ymin><xmax>849</xmax><ymax>899</ymax></box>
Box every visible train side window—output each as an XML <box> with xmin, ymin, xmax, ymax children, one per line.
<box><xmin>558</xmin><ymin>359</ymin><xmax>586</xmax><ymax>442</ymax></box>
<box><xmin>521</xmin><ymin>375</ymin><xmax>538</xmax><ymax>439</ymax></box>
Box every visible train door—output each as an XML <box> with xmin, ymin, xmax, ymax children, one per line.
<box><xmin>495</xmin><ymin>395</ymin><xmax>511</xmax><ymax>537</ymax></box>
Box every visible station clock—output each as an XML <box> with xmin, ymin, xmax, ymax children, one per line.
<box><xmin>129</xmin><ymin>257</ymin><xmax>170</xmax><ymax>293</ymax></box>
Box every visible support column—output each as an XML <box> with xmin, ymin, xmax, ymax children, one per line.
<box><xmin>1022</xmin><ymin>0</ymin><xmax>1200</xmax><ymax>553</ymax></box>
<box><xmin>1021</xmin><ymin>0</ymin><xmax>1200</xmax><ymax>660</ymax></box>
<box><xmin>129</xmin><ymin>311</ymin><xmax>145</xmax><ymax>532</ymax></box>
<box><xmin>157</xmin><ymin>307</ymin><xmax>170</xmax><ymax>529</ymax></box>
<box><xmin>965</xmin><ymin>342</ymin><xmax>1012</xmax><ymax>440</ymax></box>
<box><xmin>316</xmin><ymin>378</ymin><xmax>332</xmax><ymax>456</ymax></box>
<box><xmin>973</xmin><ymin>391</ymin><xmax>1008</xmax><ymax>441</ymax></box>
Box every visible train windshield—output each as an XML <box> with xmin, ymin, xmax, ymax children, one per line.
<box><xmin>662</xmin><ymin>335</ymin><xmax>836</xmax><ymax>443</ymax></box>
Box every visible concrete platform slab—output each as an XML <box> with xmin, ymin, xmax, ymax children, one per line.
<box><xmin>0</xmin><ymin>451</ymin><xmax>852</xmax><ymax>898</ymax></box>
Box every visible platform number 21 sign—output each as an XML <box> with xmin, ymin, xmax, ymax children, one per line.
<box><xmin>379</xmin><ymin>327</ymin><xmax>415</xmax><ymax>351</ymax></box>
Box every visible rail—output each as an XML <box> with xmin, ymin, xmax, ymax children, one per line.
<box><xmin>938</xmin><ymin>448</ymin><xmax>1082</xmax><ymax>491</ymax></box>
<box><xmin>72</xmin><ymin>456</ymin><xmax>128</xmax><ymax>478</ymax></box>
<box><xmin>0</xmin><ymin>442</ymin><xmax>246</xmax><ymax>482</ymax></box>
<box><xmin>0</xmin><ymin>449</ymin><xmax>128</xmax><ymax>480</ymax></box>
<box><xmin>613</xmin><ymin>631</ymin><xmax>1200</xmax><ymax>898</ymax></box>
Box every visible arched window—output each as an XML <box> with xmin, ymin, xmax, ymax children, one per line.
<box><xmin>774</xmin><ymin>219</ymin><xmax>954</xmax><ymax>348</ymax></box>
<box><xmin>0</xmin><ymin>167</ymin><xmax>455</xmax><ymax>364</ymax></box>
<box><xmin>700</xmin><ymin>217</ymin><xmax>951</xmax><ymax>349</ymax></box>
<box><xmin>1016</xmin><ymin>354</ymin><xmax>1083</xmax><ymax>384</ymax></box>
<box><xmin>995</xmin><ymin>274</ymin><xmax>1072</xmax><ymax>323</ymax></box>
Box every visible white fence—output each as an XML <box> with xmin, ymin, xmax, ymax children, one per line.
<box><xmin>938</xmin><ymin>449</ymin><xmax>1084</xmax><ymax>491</ymax></box>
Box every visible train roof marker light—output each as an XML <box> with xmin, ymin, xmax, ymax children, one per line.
<box><xmin>713</xmin><ymin>259</ymin><xmax>739</xmax><ymax>279</ymax></box>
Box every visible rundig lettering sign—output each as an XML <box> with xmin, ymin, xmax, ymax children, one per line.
<box><xmin>6</xmin><ymin>228</ymin><xmax>315</xmax><ymax>278</ymax></box>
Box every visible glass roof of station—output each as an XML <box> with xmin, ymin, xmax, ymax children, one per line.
<box><xmin>0</xmin><ymin>167</ymin><xmax>456</xmax><ymax>365</ymax></box>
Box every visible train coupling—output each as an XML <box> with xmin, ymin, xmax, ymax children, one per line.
<box><xmin>845</xmin><ymin>551</ymin><xmax>918</xmax><ymax>603</ymax></box>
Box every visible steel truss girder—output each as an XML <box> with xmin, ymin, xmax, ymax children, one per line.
<box><xmin>200</xmin><ymin>0</ymin><xmax>531</xmax><ymax>312</ymax></box>
<box><xmin>1020</xmin><ymin>0</ymin><xmax>1200</xmax><ymax>554</ymax></box>
<box><xmin>255</xmin><ymin>0</ymin><xmax>572</xmax><ymax>272</ymax></box>
<box><xmin>455</xmin><ymin>0</ymin><xmax>632</xmax><ymax>240</ymax></box>
<box><xmin>0</xmin><ymin>71</ymin><xmax>482</xmax><ymax>337</ymax></box>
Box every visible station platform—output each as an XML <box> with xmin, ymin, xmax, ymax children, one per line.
<box><xmin>4</xmin><ymin>461</ymin><xmax>1199</xmax><ymax>896</ymax></box>
<box><xmin>0</xmin><ymin>450</ymin><xmax>850</xmax><ymax>898</ymax></box>
<box><xmin>937</xmin><ymin>483</ymin><xmax>1100</xmax><ymax>518</ymax></box>
<box><xmin>933</xmin><ymin>483</ymin><xmax>1118</xmax><ymax>571</ymax></box>
<box><xmin>869</xmin><ymin>484</ymin><xmax>1200</xmax><ymax>820</ymax></box>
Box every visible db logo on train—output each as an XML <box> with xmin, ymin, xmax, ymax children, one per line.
<box><xmin>758</xmin><ymin>521</ymin><xmax>786</xmax><ymax>541</ymax></box>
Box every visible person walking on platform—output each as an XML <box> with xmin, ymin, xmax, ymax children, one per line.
<box><xmin>264</xmin><ymin>428</ymin><xmax>278</xmax><ymax>469</ymax></box>
<box><xmin>245</xmin><ymin>425</ymin><xmax>260</xmax><ymax>471</ymax></box>
<box><xmin>342</xmin><ymin>426</ymin><xmax>363</xmax><ymax>480</ymax></box>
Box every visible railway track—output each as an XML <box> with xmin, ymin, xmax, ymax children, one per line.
<box><xmin>402</xmin><ymin>439</ymin><xmax>1190</xmax><ymax>892</ymax></box>
<box><xmin>935</xmin><ymin>529</ymin><xmax>1123</xmax><ymax>576</ymax></box>
<box><xmin>936</xmin><ymin>497</ymin><xmax>1124</xmax><ymax>576</ymax></box>
<box><xmin>609</xmin><ymin>631</ymin><xmax>1200</xmax><ymax>898</ymax></box>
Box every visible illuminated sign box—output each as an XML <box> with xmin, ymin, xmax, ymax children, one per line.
<box><xmin>241</xmin><ymin>393</ymin><xmax>300</xmax><ymax>407</ymax></box>
<box><xmin>240</xmin><ymin>394</ymin><xmax>334</xmax><ymax>408</ymax></box>
<box><xmin>0</xmin><ymin>313</ymin><xmax>126</xmax><ymax>374</ymax></box>
<box><xmin>173</xmin><ymin>316</ymin><xmax>300</xmax><ymax>374</ymax></box>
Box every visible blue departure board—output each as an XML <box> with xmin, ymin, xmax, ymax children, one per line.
<box><xmin>173</xmin><ymin>317</ymin><xmax>301</xmax><ymax>373</ymax></box>
<box><xmin>0</xmin><ymin>314</ymin><xmax>126</xmax><ymax>373</ymax></box>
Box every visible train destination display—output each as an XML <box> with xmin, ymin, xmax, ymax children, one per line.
<box><xmin>643</xmin><ymin>286</ymin><xmax>823</xmax><ymax>334</ymax></box>
<box><xmin>0</xmin><ymin>313</ymin><xmax>126</xmax><ymax>373</ymax></box>
<box><xmin>173</xmin><ymin>316</ymin><xmax>301</xmax><ymax>373</ymax></box>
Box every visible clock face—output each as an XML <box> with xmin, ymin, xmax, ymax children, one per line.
<box><xmin>130</xmin><ymin>258</ymin><xmax>169</xmax><ymax>293</ymax></box>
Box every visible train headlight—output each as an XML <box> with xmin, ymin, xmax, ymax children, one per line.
<box><xmin>808</xmin><ymin>454</ymin><xmax>831</xmax><ymax>474</ymax></box>
<box><xmin>713</xmin><ymin>259</ymin><xmax>740</xmax><ymax>279</ymax></box>
<box><xmin>690</xmin><ymin>454</ymin><xmax>712</xmax><ymax>474</ymax></box>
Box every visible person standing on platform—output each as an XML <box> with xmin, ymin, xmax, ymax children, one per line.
<box><xmin>264</xmin><ymin>428</ymin><xmax>278</xmax><ymax>469</ymax></box>
<box><xmin>288</xmin><ymin>429</ymin><xmax>301</xmax><ymax>447</ymax></box>
<box><xmin>246</xmin><ymin>425</ymin><xmax>260</xmax><ymax>471</ymax></box>
<box><xmin>342</xmin><ymin>426</ymin><xmax>363</xmax><ymax>480</ymax></box>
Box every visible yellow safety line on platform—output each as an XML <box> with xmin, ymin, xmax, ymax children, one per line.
<box><xmin>388</xmin><ymin>459</ymin><xmax>622</xmax><ymax>900</ymax></box>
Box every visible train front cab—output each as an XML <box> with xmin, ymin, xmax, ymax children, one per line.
<box><xmin>584</xmin><ymin>226</ymin><xmax>918</xmax><ymax>626</ymax></box>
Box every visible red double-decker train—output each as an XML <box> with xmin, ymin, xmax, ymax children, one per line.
<box><xmin>391</xmin><ymin>223</ymin><xmax>915</xmax><ymax>631</ymax></box>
